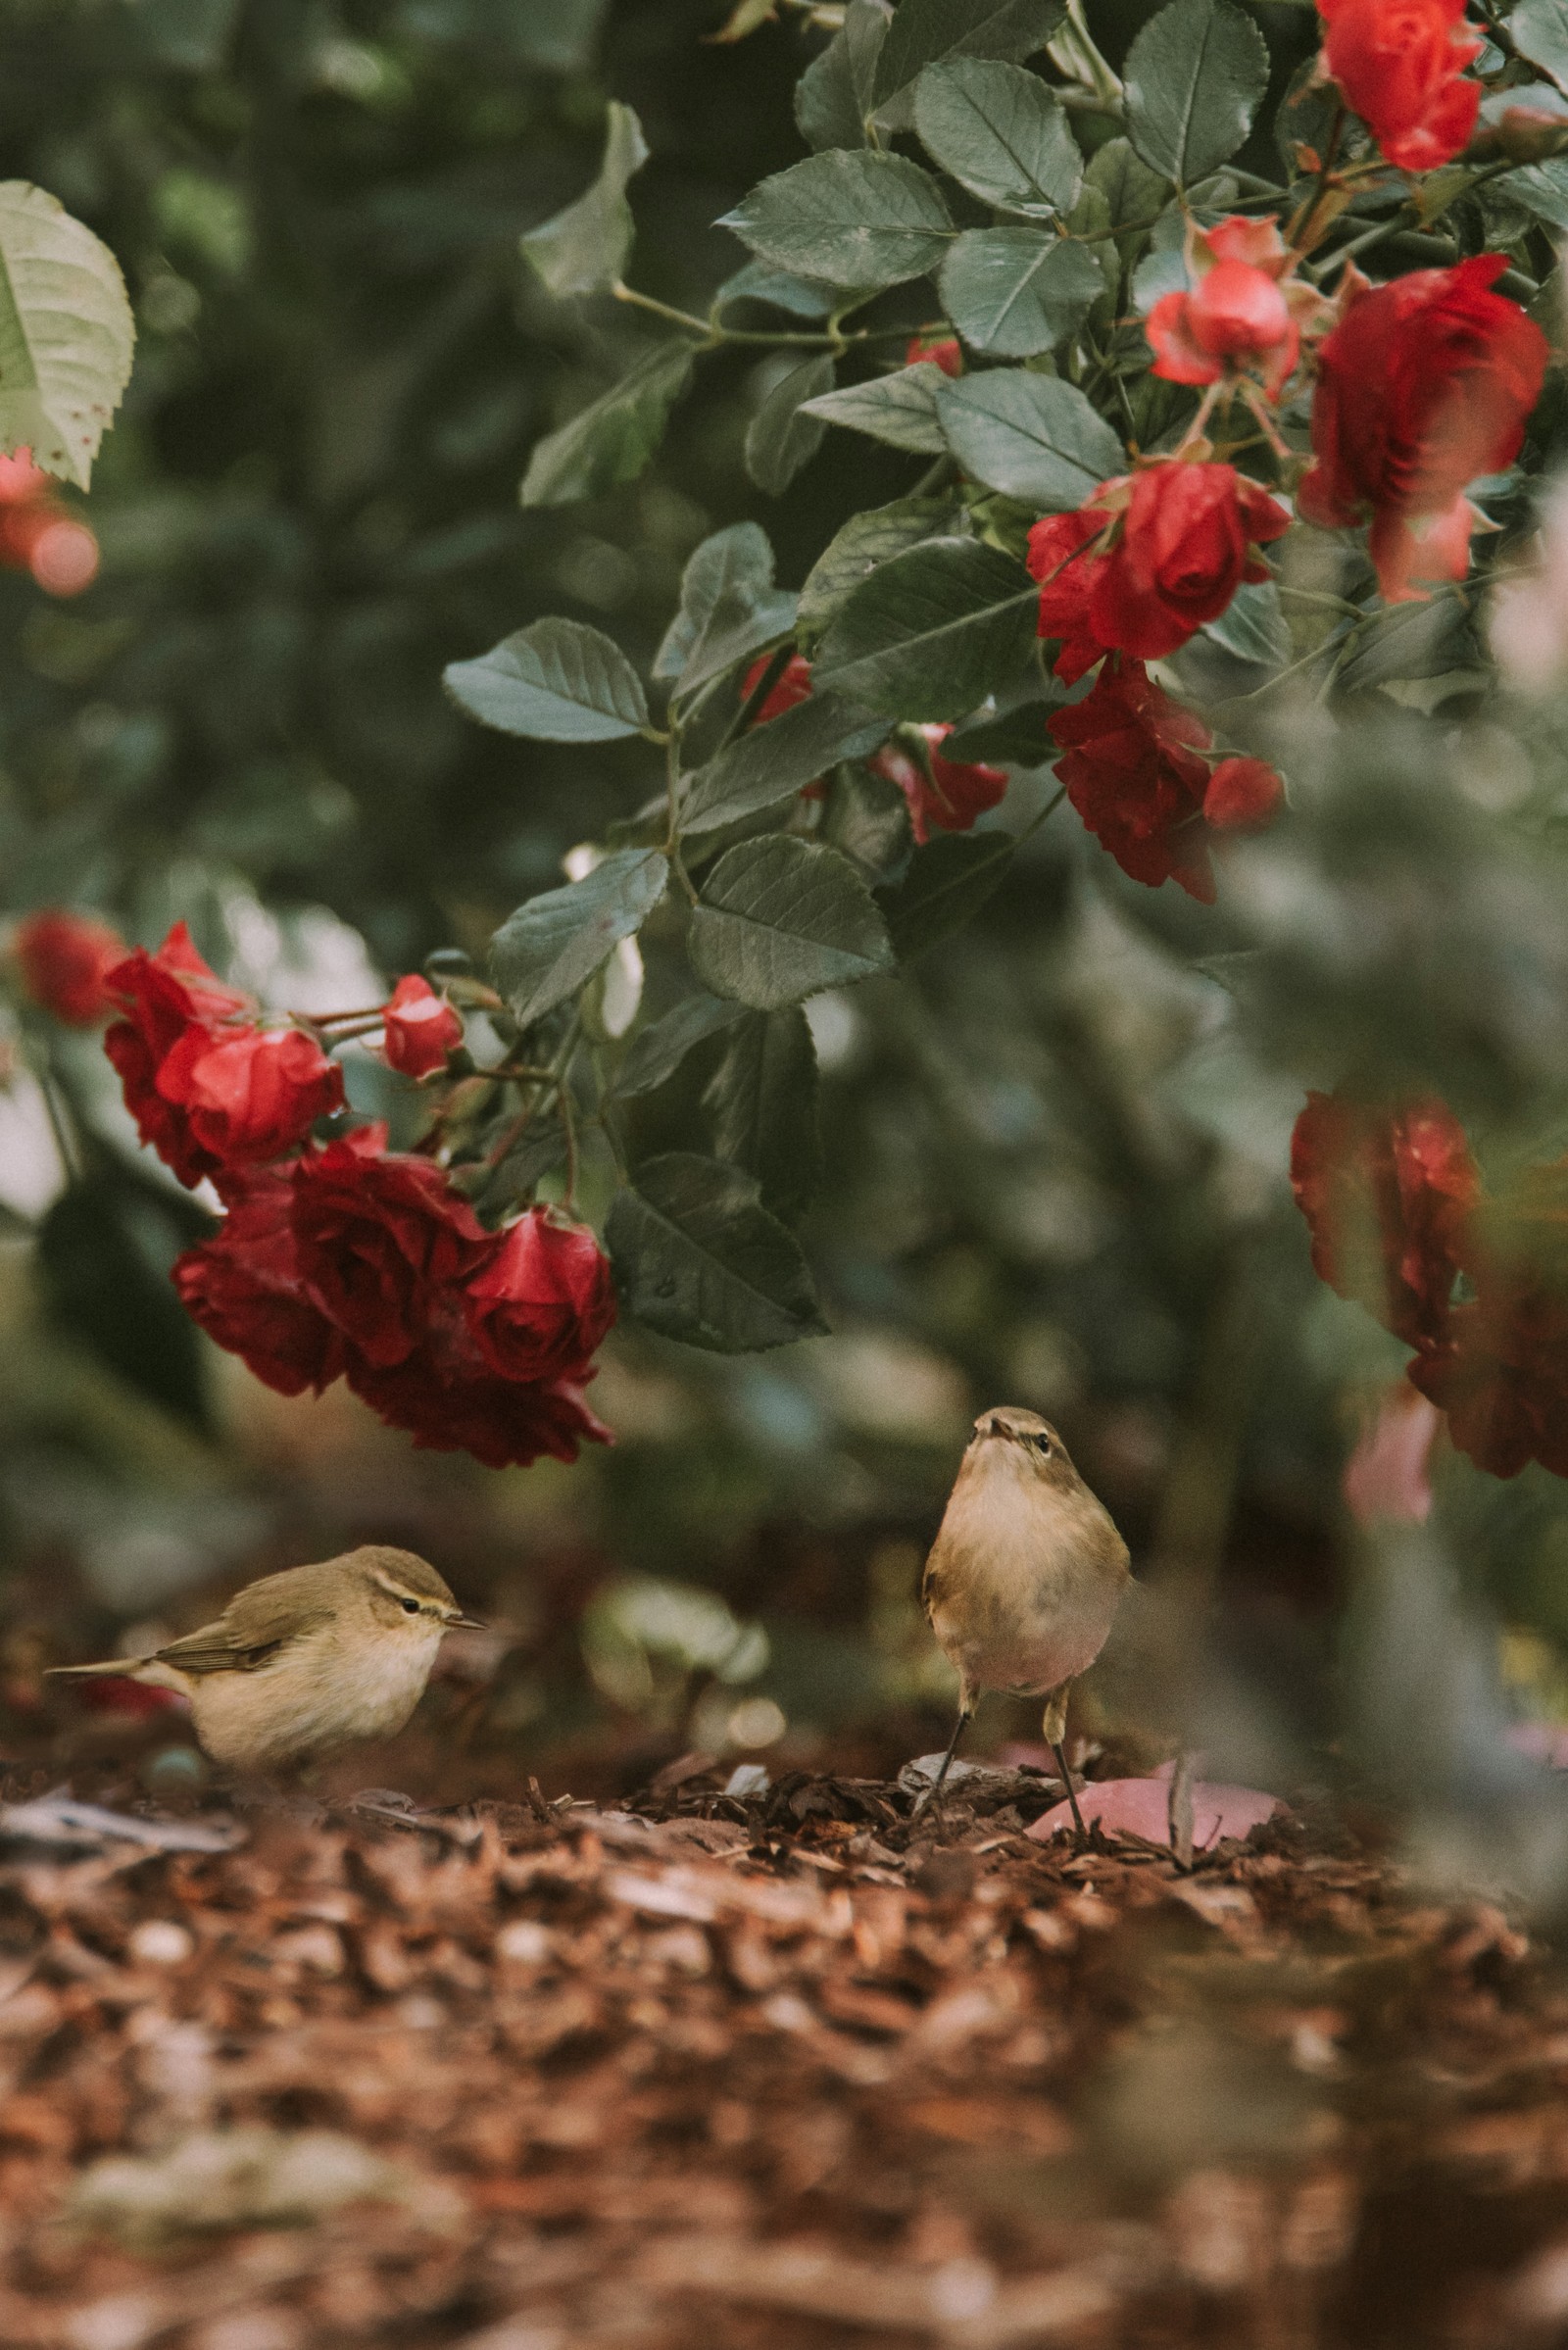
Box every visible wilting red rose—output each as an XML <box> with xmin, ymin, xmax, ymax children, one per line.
<box><xmin>14</xmin><ymin>909</ymin><xmax>124</xmax><ymax>1025</ymax></box>
<box><xmin>465</xmin><ymin>1205</ymin><xmax>617</xmax><ymax>1385</ymax></box>
<box><xmin>906</xmin><ymin>331</ymin><xmax>963</xmax><ymax>376</ymax></box>
<box><xmin>383</xmin><ymin>974</ymin><xmax>464</xmax><ymax>1079</ymax></box>
<box><xmin>1048</xmin><ymin>660</ymin><xmax>1218</xmax><ymax>901</ymax></box>
<box><xmin>156</xmin><ymin>1022</ymin><xmax>344</xmax><ymax>1170</ymax></box>
<box><xmin>1203</xmin><ymin>757</ymin><xmax>1284</xmax><ymax>831</ymax></box>
<box><xmin>869</xmin><ymin>728</ymin><xmax>1008</xmax><ymax>845</ymax></box>
<box><xmin>1299</xmin><ymin>257</ymin><xmax>1548</xmax><ymax>602</ymax></box>
<box><xmin>1290</xmin><ymin>1091</ymin><xmax>1480</xmax><ymax>1349</ymax></box>
<box><xmin>104</xmin><ymin>923</ymin><xmax>253</xmax><ymax>1186</ymax></box>
<box><xmin>1317</xmin><ymin>0</ymin><xmax>1481</xmax><ymax>172</ymax></box>
<box><xmin>742</xmin><ymin>652</ymin><xmax>814</xmax><ymax>725</ymax></box>
<box><xmin>347</xmin><ymin>1324</ymin><xmax>613</xmax><ymax>1469</ymax></box>
<box><xmin>172</xmin><ymin>1174</ymin><xmax>346</xmax><ymax>1397</ymax></box>
<box><xmin>1028</xmin><ymin>463</ymin><xmax>1289</xmax><ymax>673</ymax></box>
<box><xmin>292</xmin><ymin>1125</ymin><xmax>493</xmax><ymax>1368</ymax></box>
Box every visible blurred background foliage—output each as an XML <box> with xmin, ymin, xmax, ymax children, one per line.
<box><xmin>5</xmin><ymin>0</ymin><xmax>1568</xmax><ymax>1806</ymax></box>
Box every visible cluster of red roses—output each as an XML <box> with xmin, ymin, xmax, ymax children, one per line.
<box><xmin>13</xmin><ymin>912</ymin><xmax>615</xmax><ymax>1468</ymax></box>
<box><xmin>745</xmin><ymin>653</ymin><xmax>1009</xmax><ymax>845</ymax></box>
<box><xmin>1291</xmin><ymin>1091</ymin><xmax>1568</xmax><ymax>1481</ymax></box>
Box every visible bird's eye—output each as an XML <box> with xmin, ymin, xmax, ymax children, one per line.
<box><xmin>1031</xmin><ymin>1434</ymin><xmax>1052</xmax><ymax>1455</ymax></box>
<box><xmin>401</xmin><ymin>1597</ymin><xmax>420</xmax><ymax>1615</ymax></box>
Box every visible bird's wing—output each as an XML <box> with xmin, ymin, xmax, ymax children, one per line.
<box><xmin>154</xmin><ymin>1585</ymin><xmax>333</xmax><ymax>1678</ymax></box>
<box><xmin>920</xmin><ymin>1548</ymin><xmax>944</xmax><ymax>1626</ymax></box>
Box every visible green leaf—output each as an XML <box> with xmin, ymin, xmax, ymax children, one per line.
<box><xmin>875</xmin><ymin>830</ymin><xmax>1016</xmax><ymax>958</ymax></box>
<box><xmin>819</xmin><ymin>759</ymin><xmax>914</xmax><ymax>882</ymax></box>
<box><xmin>0</xmin><ymin>181</ymin><xmax>135</xmax><ymax>489</ymax></box>
<box><xmin>872</xmin><ymin>0</ymin><xmax>1065</xmax><ymax>130</ymax></box>
<box><xmin>689</xmin><ymin>835</ymin><xmax>896</xmax><ymax>1008</ymax></box>
<box><xmin>1502</xmin><ymin>158</ymin><xmax>1568</xmax><ymax>230</ymax></box>
<box><xmin>815</xmin><ymin>535</ymin><xmax>1038</xmax><ymax>721</ymax></box>
<box><xmin>939</xmin><ymin>227</ymin><xmax>1103</xmax><ymax>356</ymax></box>
<box><xmin>1200</xmin><ymin>579</ymin><xmax>1290</xmax><ymax>668</ymax></box>
<box><xmin>519</xmin><ymin>102</ymin><xmax>649</xmax><ymax>298</ymax></box>
<box><xmin>520</xmin><ymin>340</ymin><xmax>694</xmax><ymax>507</ymax></box>
<box><xmin>1085</xmin><ymin>136</ymin><xmax>1171</xmax><ymax>245</ymax></box>
<box><xmin>1511</xmin><ymin>0</ymin><xmax>1568</xmax><ymax>95</ymax></box>
<box><xmin>934</xmin><ymin>369</ymin><xmax>1123</xmax><ymax>508</ymax></box>
<box><xmin>1123</xmin><ymin>0</ymin><xmax>1270</xmax><ymax>187</ymax></box>
<box><xmin>718</xmin><ymin>151</ymin><xmax>954</xmax><ymax>291</ymax></box>
<box><xmin>745</xmin><ymin>353</ymin><xmax>835</xmax><ymax>495</ymax></box>
<box><xmin>614</xmin><ymin>991</ymin><xmax>748</xmax><ymax>1098</ymax></box>
<box><xmin>913</xmin><ymin>59</ymin><xmax>1082</xmax><ymax>217</ymax></box>
<box><xmin>654</xmin><ymin>522</ymin><xmax>797</xmax><ymax>700</ymax></box>
<box><xmin>715</xmin><ymin>262</ymin><xmax>839</xmax><ymax>318</ymax></box>
<box><xmin>606</xmin><ymin>1152</ymin><xmax>827</xmax><ymax>1350</ymax></box>
<box><xmin>443</xmin><ymin>617</ymin><xmax>649</xmax><ymax>742</ymax></box>
<box><xmin>491</xmin><ymin>850</ymin><xmax>669</xmax><ymax>1028</ymax></box>
<box><xmin>682</xmin><ymin>692</ymin><xmax>891</xmax><ymax>835</ymax></box>
<box><xmin>798</xmin><ymin>361</ymin><xmax>950</xmax><ymax>453</ymax></box>
<box><xmin>704</xmin><ymin>1008</ymin><xmax>822</xmax><ymax>1220</ymax></box>
<box><xmin>798</xmin><ymin>495</ymin><xmax>965</xmax><ymax>643</ymax></box>
<box><xmin>944</xmin><ymin>689</ymin><xmax>1060</xmax><ymax>764</ymax></box>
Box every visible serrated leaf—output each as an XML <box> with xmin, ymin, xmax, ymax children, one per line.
<box><xmin>682</xmin><ymin>691</ymin><xmax>891</xmax><ymax>835</ymax></box>
<box><xmin>520</xmin><ymin>339</ymin><xmax>694</xmax><ymax>507</ymax></box>
<box><xmin>944</xmin><ymin>690</ymin><xmax>1060</xmax><ymax>764</ymax></box>
<box><xmin>872</xmin><ymin>0</ymin><xmax>1065</xmax><ymax>130</ymax></box>
<box><xmin>606</xmin><ymin>1151</ymin><xmax>827</xmax><ymax>1350</ymax></box>
<box><xmin>934</xmin><ymin>369</ymin><xmax>1123</xmax><ymax>508</ymax></box>
<box><xmin>1085</xmin><ymin>135</ymin><xmax>1171</xmax><ymax>238</ymax></box>
<box><xmin>939</xmin><ymin>227</ymin><xmax>1102</xmax><ymax>356</ymax></box>
<box><xmin>1512</xmin><ymin>0</ymin><xmax>1568</xmax><ymax>94</ymax></box>
<box><xmin>715</xmin><ymin>262</ymin><xmax>839</xmax><ymax>317</ymax></box>
<box><xmin>492</xmin><ymin>850</ymin><xmax>669</xmax><ymax>1028</ymax></box>
<box><xmin>746</xmin><ymin>353</ymin><xmax>835</xmax><ymax>495</ymax></box>
<box><xmin>614</xmin><ymin>991</ymin><xmax>748</xmax><ymax>1098</ymax></box>
<box><xmin>819</xmin><ymin>759</ymin><xmax>914</xmax><ymax>882</ymax></box>
<box><xmin>718</xmin><ymin>150</ymin><xmax>954</xmax><ymax>291</ymax></box>
<box><xmin>444</xmin><ymin>617</ymin><xmax>649</xmax><ymax>742</ymax></box>
<box><xmin>689</xmin><ymin>835</ymin><xmax>896</xmax><ymax>1008</ymax></box>
<box><xmin>519</xmin><ymin>102</ymin><xmax>648</xmax><ymax>298</ymax></box>
<box><xmin>799</xmin><ymin>362</ymin><xmax>950</xmax><ymax>453</ymax></box>
<box><xmin>1124</xmin><ymin>0</ymin><xmax>1270</xmax><ymax>187</ymax></box>
<box><xmin>0</xmin><ymin>181</ymin><xmax>135</xmax><ymax>489</ymax></box>
<box><xmin>1502</xmin><ymin>157</ymin><xmax>1568</xmax><ymax>229</ymax></box>
<box><xmin>703</xmin><ymin>1007</ymin><xmax>822</xmax><ymax>1221</ymax></box>
<box><xmin>1200</xmin><ymin>579</ymin><xmax>1290</xmax><ymax>668</ymax></box>
<box><xmin>814</xmin><ymin>535</ymin><xmax>1038</xmax><ymax>721</ymax></box>
<box><xmin>795</xmin><ymin>1</ymin><xmax>886</xmax><ymax>150</ymax></box>
<box><xmin>654</xmin><ymin>521</ymin><xmax>797</xmax><ymax>699</ymax></box>
<box><xmin>913</xmin><ymin>59</ymin><xmax>1082</xmax><ymax>216</ymax></box>
<box><xmin>875</xmin><ymin>829</ymin><xmax>1015</xmax><ymax>958</ymax></box>
<box><xmin>799</xmin><ymin>495</ymin><xmax>965</xmax><ymax>642</ymax></box>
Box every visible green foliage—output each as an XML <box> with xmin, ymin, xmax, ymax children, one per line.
<box><xmin>932</xmin><ymin>371</ymin><xmax>1125</xmax><ymax>507</ymax></box>
<box><xmin>702</xmin><ymin>1007</ymin><xmax>822</xmax><ymax>1220</ymax></box>
<box><xmin>656</xmin><ymin>523</ymin><xmax>797</xmax><ymax>697</ymax></box>
<box><xmin>1123</xmin><ymin>0</ymin><xmax>1271</xmax><ymax>187</ymax></box>
<box><xmin>938</xmin><ymin>225</ymin><xmax>1102</xmax><ymax>356</ymax></box>
<box><xmin>605</xmin><ymin>1152</ymin><xmax>826</xmax><ymax>1350</ymax></box>
<box><xmin>444</xmin><ymin>619</ymin><xmax>651</xmax><ymax>743</ymax></box>
<box><xmin>798</xmin><ymin>364</ymin><xmax>951</xmax><ymax>454</ymax></box>
<box><xmin>491</xmin><ymin>851</ymin><xmax>669</xmax><ymax>1028</ymax></box>
<box><xmin>876</xmin><ymin>831</ymin><xmax>1017</xmax><ymax>960</ymax></box>
<box><xmin>682</xmin><ymin>693</ymin><xmax>890</xmax><ymax>834</ymax></box>
<box><xmin>871</xmin><ymin>0</ymin><xmax>1065</xmax><ymax>130</ymax></box>
<box><xmin>519</xmin><ymin>102</ymin><xmax>649</xmax><ymax>298</ymax></box>
<box><xmin>0</xmin><ymin>181</ymin><xmax>134</xmax><ymax>487</ymax></box>
<box><xmin>913</xmin><ymin>59</ymin><xmax>1083</xmax><ymax>217</ymax></box>
<box><xmin>688</xmin><ymin>835</ymin><xmax>896</xmax><ymax>1008</ymax></box>
<box><xmin>745</xmin><ymin>355</ymin><xmax>836</xmax><ymax>495</ymax></box>
<box><xmin>719</xmin><ymin>151</ymin><xmax>954</xmax><ymax>288</ymax></box>
<box><xmin>1509</xmin><ymin>0</ymin><xmax>1568</xmax><ymax>97</ymax></box>
<box><xmin>519</xmin><ymin>341</ymin><xmax>695</xmax><ymax>508</ymax></box>
<box><xmin>815</xmin><ymin>537</ymin><xmax>1039</xmax><ymax>720</ymax></box>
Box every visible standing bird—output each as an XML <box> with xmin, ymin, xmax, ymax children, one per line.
<box><xmin>47</xmin><ymin>1546</ymin><xmax>482</xmax><ymax>1775</ymax></box>
<box><xmin>916</xmin><ymin>1408</ymin><xmax>1131</xmax><ymax>1830</ymax></box>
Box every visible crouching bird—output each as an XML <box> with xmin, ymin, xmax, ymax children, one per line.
<box><xmin>916</xmin><ymin>1408</ymin><xmax>1130</xmax><ymax>1831</ymax></box>
<box><xmin>47</xmin><ymin>1547</ymin><xmax>482</xmax><ymax>1775</ymax></box>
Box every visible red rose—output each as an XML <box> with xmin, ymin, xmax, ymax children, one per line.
<box><xmin>1203</xmin><ymin>757</ymin><xmax>1284</xmax><ymax>831</ymax></box>
<box><xmin>346</xmin><ymin>1310</ymin><xmax>612</xmax><ymax>1470</ymax></box>
<box><xmin>172</xmin><ymin>1174</ymin><xmax>346</xmax><ymax>1397</ymax></box>
<box><xmin>14</xmin><ymin>909</ymin><xmax>124</xmax><ymax>1025</ymax></box>
<box><xmin>1047</xmin><ymin>660</ymin><xmax>1219</xmax><ymax>901</ymax></box>
<box><xmin>156</xmin><ymin>1022</ymin><xmax>344</xmax><ymax>1170</ymax></box>
<box><xmin>1317</xmin><ymin>0</ymin><xmax>1481</xmax><ymax>173</ymax></box>
<box><xmin>1146</xmin><ymin>217</ymin><xmax>1315</xmax><ymax>401</ymax></box>
<box><xmin>1299</xmin><ymin>257</ymin><xmax>1548</xmax><ymax>602</ymax></box>
<box><xmin>1289</xmin><ymin>1091</ymin><xmax>1480</xmax><ymax>1349</ymax></box>
<box><xmin>292</xmin><ymin>1125</ymin><xmax>493</xmax><ymax>1368</ymax></box>
<box><xmin>104</xmin><ymin>923</ymin><xmax>253</xmax><ymax>1186</ymax></box>
<box><xmin>868</xmin><ymin>727</ymin><xmax>1008</xmax><ymax>845</ymax></box>
<box><xmin>742</xmin><ymin>652</ymin><xmax>814</xmax><ymax>725</ymax></box>
<box><xmin>906</xmin><ymin>332</ymin><xmax>963</xmax><ymax>377</ymax></box>
<box><xmin>464</xmin><ymin>1205</ymin><xmax>617</xmax><ymax>1384</ymax></box>
<box><xmin>1028</xmin><ymin>508</ymin><xmax>1113</xmax><ymax>684</ymax></box>
<box><xmin>383</xmin><ymin>974</ymin><xmax>464</xmax><ymax>1079</ymax></box>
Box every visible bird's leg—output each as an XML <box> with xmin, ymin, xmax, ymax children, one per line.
<box><xmin>911</xmin><ymin>1705</ymin><xmax>972</xmax><ymax>1821</ymax></box>
<box><xmin>1042</xmin><ymin>1684</ymin><xmax>1088</xmax><ymax>1841</ymax></box>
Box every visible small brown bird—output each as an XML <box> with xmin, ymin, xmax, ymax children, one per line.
<box><xmin>916</xmin><ymin>1407</ymin><xmax>1131</xmax><ymax>1829</ymax></box>
<box><xmin>48</xmin><ymin>1547</ymin><xmax>482</xmax><ymax>1775</ymax></box>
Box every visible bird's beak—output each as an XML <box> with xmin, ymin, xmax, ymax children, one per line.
<box><xmin>447</xmin><ymin>1612</ymin><xmax>487</xmax><ymax>1632</ymax></box>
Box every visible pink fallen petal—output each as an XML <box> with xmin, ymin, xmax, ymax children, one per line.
<box><xmin>1028</xmin><ymin>1774</ymin><xmax>1282</xmax><ymax>1846</ymax></box>
<box><xmin>1505</xmin><ymin>1722</ymin><xmax>1568</xmax><ymax>1770</ymax></box>
<box><xmin>1343</xmin><ymin>1383</ymin><xmax>1441</xmax><ymax>1526</ymax></box>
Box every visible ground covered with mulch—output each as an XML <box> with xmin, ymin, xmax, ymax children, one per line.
<box><xmin>1</xmin><ymin>1759</ymin><xmax>1567</xmax><ymax>2350</ymax></box>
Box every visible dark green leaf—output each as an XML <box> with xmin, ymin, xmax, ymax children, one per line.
<box><xmin>945</xmin><ymin>689</ymin><xmax>1060</xmax><ymax>764</ymax></box>
<box><xmin>614</xmin><ymin>992</ymin><xmax>748</xmax><ymax>1098</ymax></box>
<box><xmin>1124</xmin><ymin>0</ymin><xmax>1270</xmax><ymax>187</ymax></box>
<box><xmin>443</xmin><ymin>617</ymin><xmax>649</xmax><ymax>742</ymax></box>
<box><xmin>689</xmin><ymin>835</ymin><xmax>896</xmax><ymax>1007</ymax></box>
<box><xmin>463</xmin><ymin>1115</ymin><xmax>568</xmax><ymax>1215</ymax></box>
<box><xmin>1337</xmin><ymin>596</ymin><xmax>1479</xmax><ymax>692</ymax></box>
<box><xmin>682</xmin><ymin>692</ymin><xmax>891</xmax><ymax>834</ymax></box>
<box><xmin>1085</xmin><ymin>135</ymin><xmax>1171</xmax><ymax>242</ymax></box>
<box><xmin>715</xmin><ymin>263</ymin><xmax>839</xmax><ymax>317</ymax></box>
<box><xmin>934</xmin><ymin>369</ymin><xmax>1123</xmax><ymax>508</ymax></box>
<box><xmin>1501</xmin><ymin>158</ymin><xmax>1568</xmax><ymax>229</ymax></box>
<box><xmin>913</xmin><ymin>59</ymin><xmax>1082</xmax><ymax>217</ymax></box>
<box><xmin>520</xmin><ymin>341</ymin><xmax>694</xmax><ymax>507</ymax></box>
<box><xmin>492</xmin><ymin>850</ymin><xmax>669</xmax><ymax>1027</ymax></box>
<box><xmin>1201</xmin><ymin>580</ymin><xmax>1290</xmax><ymax>668</ymax></box>
<box><xmin>815</xmin><ymin>535</ymin><xmax>1038</xmax><ymax>721</ymax></box>
<box><xmin>1511</xmin><ymin>0</ymin><xmax>1568</xmax><ymax>94</ymax></box>
<box><xmin>654</xmin><ymin>522</ymin><xmax>796</xmax><ymax>696</ymax></box>
<box><xmin>519</xmin><ymin>102</ymin><xmax>648</xmax><ymax>298</ymax></box>
<box><xmin>40</xmin><ymin>1177</ymin><xmax>210</xmax><ymax>1428</ymax></box>
<box><xmin>796</xmin><ymin>0</ymin><xmax>887</xmax><ymax>148</ymax></box>
<box><xmin>939</xmin><ymin>227</ymin><xmax>1102</xmax><ymax>356</ymax></box>
<box><xmin>799</xmin><ymin>362</ymin><xmax>950</xmax><ymax>453</ymax></box>
<box><xmin>819</xmin><ymin>760</ymin><xmax>914</xmax><ymax>883</ymax></box>
<box><xmin>875</xmin><ymin>829</ymin><xmax>1016</xmax><ymax>958</ymax></box>
<box><xmin>703</xmin><ymin>1008</ymin><xmax>822</xmax><ymax>1220</ymax></box>
<box><xmin>745</xmin><ymin>354</ymin><xmax>835</xmax><ymax>495</ymax></box>
<box><xmin>872</xmin><ymin>0</ymin><xmax>1065</xmax><ymax>130</ymax></box>
<box><xmin>606</xmin><ymin>1152</ymin><xmax>827</xmax><ymax>1350</ymax></box>
<box><xmin>718</xmin><ymin>151</ymin><xmax>954</xmax><ymax>291</ymax></box>
<box><xmin>798</xmin><ymin>495</ymin><xmax>966</xmax><ymax>642</ymax></box>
